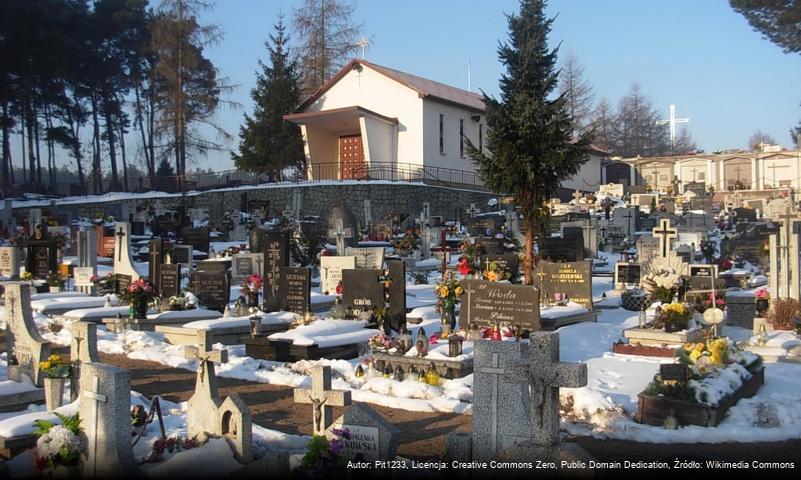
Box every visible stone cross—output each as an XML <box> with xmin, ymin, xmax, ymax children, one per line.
<box><xmin>472</xmin><ymin>341</ymin><xmax>532</xmax><ymax>462</ymax></box>
<box><xmin>333</xmin><ymin>219</ymin><xmax>347</xmax><ymax>255</ymax></box>
<box><xmin>467</xmin><ymin>203</ymin><xmax>480</xmax><ymax>219</ymax></box>
<box><xmin>4</xmin><ymin>283</ymin><xmax>52</xmax><ymax>386</ymax></box>
<box><xmin>572</xmin><ymin>190</ymin><xmax>582</xmax><ymax>207</ymax></box>
<box><xmin>112</xmin><ymin>222</ymin><xmax>140</xmax><ymax>280</ymax></box>
<box><xmin>185</xmin><ymin>330</ymin><xmax>228</xmax><ymax>437</ymax></box>
<box><xmin>69</xmin><ymin>321</ymin><xmax>100</xmax><ymax>402</ymax></box>
<box><xmin>652</xmin><ymin>218</ymin><xmax>678</xmax><ymax>259</ymax></box>
<box><xmin>503</xmin><ymin>332</ymin><xmax>587</xmax><ymax>447</ymax></box>
<box><xmin>293</xmin><ymin>365</ymin><xmax>351</xmax><ymax>435</ymax></box>
<box><xmin>417</xmin><ymin>204</ymin><xmax>431</xmax><ymax>260</ymax></box>
<box><xmin>79</xmin><ymin>363</ymin><xmax>139</xmax><ymax>477</ymax></box>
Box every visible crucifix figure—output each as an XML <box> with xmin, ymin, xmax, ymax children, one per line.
<box><xmin>184</xmin><ymin>330</ymin><xmax>228</xmax><ymax>401</ymax></box>
<box><xmin>652</xmin><ymin>218</ymin><xmax>678</xmax><ymax>259</ymax></box>
<box><xmin>503</xmin><ymin>332</ymin><xmax>587</xmax><ymax>446</ymax></box>
<box><xmin>293</xmin><ymin>365</ymin><xmax>351</xmax><ymax>435</ymax></box>
<box><xmin>115</xmin><ymin>226</ymin><xmax>126</xmax><ymax>262</ymax></box>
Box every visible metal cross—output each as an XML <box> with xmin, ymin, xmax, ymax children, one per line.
<box><xmin>115</xmin><ymin>226</ymin><xmax>126</xmax><ymax>262</ymax></box>
<box><xmin>466</xmin><ymin>203</ymin><xmax>480</xmax><ymax>219</ymax></box>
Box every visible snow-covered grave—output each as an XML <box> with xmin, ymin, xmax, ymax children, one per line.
<box><xmin>30</xmin><ymin>295</ymin><xmax>119</xmax><ymax>316</ymax></box>
<box><xmin>155</xmin><ymin>312</ymin><xmax>296</xmax><ymax>346</ymax></box>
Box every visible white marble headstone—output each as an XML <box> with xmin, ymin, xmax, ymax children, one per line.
<box><xmin>111</xmin><ymin>222</ymin><xmax>140</xmax><ymax>280</ymax></box>
<box><xmin>320</xmin><ymin>256</ymin><xmax>356</xmax><ymax>294</ymax></box>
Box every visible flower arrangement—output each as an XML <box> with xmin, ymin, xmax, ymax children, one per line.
<box><xmin>458</xmin><ymin>256</ymin><xmax>473</xmax><ymax>276</ymax></box>
<box><xmin>32</xmin><ymin>413</ymin><xmax>83</xmax><ymax>470</ymax></box>
<box><xmin>95</xmin><ymin>273</ymin><xmax>115</xmax><ymax>291</ymax></box>
<box><xmin>436</xmin><ymin>271</ymin><xmax>464</xmax><ymax>311</ymax></box>
<box><xmin>483</xmin><ymin>260</ymin><xmax>512</xmax><ymax>282</ymax></box>
<box><xmin>368</xmin><ymin>333</ymin><xmax>393</xmax><ymax>352</ymax></box>
<box><xmin>659</xmin><ymin>302</ymin><xmax>693</xmax><ymax>332</ymax></box>
<box><xmin>301</xmin><ymin>428</ymin><xmax>351</xmax><ymax>472</ymax></box>
<box><xmin>39</xmin><ymin>354</ymin><xmax>70</xmax><ymax>379</ymax></box>
<box><xmin>692</xmin><ymin>291</ymin><xmax>726</xmax><ymax>314</ymax></box>
<box><xmin>21</xmin><ymin>271</ymin><xmax>33</xmax><ymax>281</ymax></box>
<box><xmin>718</xmin><ymin>257</ymin><xmax>733</xmax><ymax>271</ymax></box>
<box><xmin>392</xmin><ymin>228</ymin><xmax>420</xmax><ymax>256</ymax></box>
<box><xmin>167</xmin><ymin>293</ymin><xmax>196</xmax><ymax>311</ymax></box>
<box><xmin>699</xmin><ymin>240</ymin><xmax>716</xmax><ymax>263</ymax></box>
<box><xmin>145</xmin><ymin>436</ymin><xmax>199</xmax><ymax>463</ymax></box>
<box><xmin>47</xmin><ymin>271</ymin><xmax>63</xmax><ymax>288</ymax></box>
<box><xmin>642</xmin><ymin>268</ymin><xmax>680</xmax><ymax>304</ymax></box>
<box><xmin>240</xmin><ymin>274</ymin><xmax>263</xmax><ymax>295</ymax></box>
<box><xmin>459</xmin><ymin>239</ymin><xmax>478</xmax><ymax>267</ymax></box>
<box><xmin>121</xmin><ymin>278</ymin><xmax>158</xmax><ymax>305</ymax></box>
<box><xmin>755</xmin><ymin>289</ymin><xmax>770</xmax><ymax>300</ymax></box>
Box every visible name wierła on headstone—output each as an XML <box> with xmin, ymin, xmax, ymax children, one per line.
<box><xmin>461</xmin><ymin>280</ymin><xmax>540</xmax><ymax>331</ymax></box>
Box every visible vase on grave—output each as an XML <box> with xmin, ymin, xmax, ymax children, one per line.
<box><xmin>329</xmin><ymin>297</ymin><xmax>347</xmax><ymax>319</ymax></box>
<box><xmin>247</xmin><ymin>292</ymin><xmax>259</xmax><ymax>308</ymax></box>
<box><xmin>250</xmin><ymin>315</ymin><xmax>262</xmax><ymax>337</ymax></box>
<box><xmin>134</xmin><ymin>299</ymin><xmax>148</xmax><ymax>319</ymax></box>
<box><xmin>446</xmin><ymin>304</ymin><xmax>457</xmax><ymax>332</ymax></box>
<box><xmin>756</xmin><ymin>299</ymin><xmax>769</xmax><ymax>317</ymax></box>
<box><xmin>43</xmin><ymin>377</ymin><xmax>65</xmax><ymax>411</ymax></box>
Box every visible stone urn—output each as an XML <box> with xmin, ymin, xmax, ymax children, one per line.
<box><xmin>44</xmin><ymin>377</ymin><xmax>66</xmax><ymax>411</ymax></box>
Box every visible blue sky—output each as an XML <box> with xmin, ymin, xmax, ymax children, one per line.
<box><xmin>147</xmin><ymin>0</ymin><xmax>801</xmax><ymax>170</ymax></box>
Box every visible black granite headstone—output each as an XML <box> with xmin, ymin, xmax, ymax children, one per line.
<box><xmin>539</xmin><ymin>235</ymin><xmax>584</xmax><ymax>262</ymax></box>
<box><xmin>25</xmin><ymin>240</ymin><xmax>58</xmax><ymax>280</ymax></box>
<box><xmin>387</xmin><ymin>259</ymin><xmax>406</xmax><ymax>331</ymax></box>
<box><xmin>342</xmin><ymin>269</ymin><xmax>384</xmax><ymax>312</ymax></box>
<box><xmin>467</xmin><ymin>218</ymin><xmax>496</xmax><ymax>237</ymax></box>
<box><xmin>190</xmin><ymin>270</ymin><xmax>230</xmax><ymax>313</ymax></box>
<box><xmin>131</xmin><ymin>221</ymin><xmax>145</xmax><ymax>236</ymax></box>
<box><xmin>461</xmin><ymin>280</ymin><xmax>540</xmax><ymax>330</ymax></box>
<box><xmin>279</xmin><ymin>267</ymin><xmax>311</xmax><ymax>315</ymax></box>
<box><xmin>478</xmin><ymin>237</ymin><xmax>505</xmax><ymax>256</ymax></box>
<box><xmin>615</xmin><ymin>263</ymin><xmax>641</xmax><ymax>285</ymax></box>
<box><xmin>482</xmin><ymin>254</ymin><xmax>520</xmax><ymax>278</ymax></box>
<box><xmin>172</xmin><ymin>244</ymin><xmax>193</xmax><ymax>267</ymax></box>
<box><xmin>159</xmin><ymin>264</ymin><xmax>181</xmax><ymax>298</ymax></box>
<box><xmin>263</xmin><ymin>232</ymin><xmax>290</xmax><ymax>312</ymax></box>
<box><xmin>249</xmin><ymin>229</ymin><xmax>267</xmax><ymax>253</ymax></box>
<box><xmin>180</xmin><ymin>226</ymin><xmax>210</xmax><ymax>254</ymax></box>
<box><xmin>114</xmin><ymin>273</ymin><xmax>133</xmax><ymax>296</ymax></box>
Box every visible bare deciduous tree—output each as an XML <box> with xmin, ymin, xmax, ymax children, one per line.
<box><xmin>559</xmin><ymin>51</ymin><xmax>594</xmax><ymax>136</ymax></box>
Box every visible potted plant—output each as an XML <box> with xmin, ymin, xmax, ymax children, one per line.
<box><xmin>755</xmin><ymin>288</ymin><xmax>770</xmax><ymax>317</ymax></box>
<box><xmin>38</xmin><ymin>354</ymin><xmax>70</xmax><ymax>411</ymax></box>
<box><xmin>766</xmin><ymin>298</ymin><xmax>801</xmax><ymax>331</ymax></box>
<box><xmin>642</xmin><ymin>268</ymin><xmax>680</xmax><ymax>305</ymax></box>
<box><xmin>121</xmin><ymin>278</ymin><xmax>158</xmax><ymax>319</ymax></box>
<box><xmin>32</xmin><ymin>413</ymin><xmax>83</xmax><ymax>473</ymax></box>
<box><xmin>436</xmin><ymin>271</ymin><xmax>464</xmax><ymax>334</ymax></box>
<box><xmin>47</xmin><ymin>271</ymin><xmax>63</xmax><ymax>293</ymax></box>
<box><xmin>660</xmin><ymin>302</ymin><xmax>693</xmax><ymax>333</ymax></box>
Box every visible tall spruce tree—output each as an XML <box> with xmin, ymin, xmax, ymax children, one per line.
<box><xmin>466</xmin><ymin>0</ymin><xmax>593</xmax><ymax>285</ymax></box>
<box><xmin>233</xmin><ymin>19</ymin><xmax>304</xmax><ymax>177</ymax></box>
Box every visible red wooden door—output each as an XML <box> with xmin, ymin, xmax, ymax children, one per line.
<box><xmin>339</xmin><ymin>134</ymin><xmax>365</xmax><ymax>180</ymax></box>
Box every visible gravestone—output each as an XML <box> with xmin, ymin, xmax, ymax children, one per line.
<box><xmin>482</xmin><ymin>254</ymin><xmax>520</xmax><ymax>278</ymax></box>
<box><xmin>734</xmin><ymin>207</ymin><xmax>757</xmax><ymax>223</ymax></box>
<box><xmin>231</xmin><ymin>253</ymin><xmax>263</xmax><ymax>283</ymax></box>
<box><xmin>159</xmin><ymin>264</ymin><xmax>182</xmax><ymax>298</ymax></box>
<box><xmin>249</xmin><ymin>229</ymin><xmax>268</xmax><ymax>254</ymax></box>
<box><xmin>172</xmin><ymin>244</ymin><xmax>193</xmax><ymax>269</ymax></box>
<box><xmin>73</xmin><ymin>267</ymin><xmax>95</xmax><ymax>291</ymax></box>
<box><xmin>263</xmin><ymin>232</ymin><xmax>290</xmax><ymax>312</ymax></box>
<box><xmin>615</xmin><ymin>262</ymin><xmax>642</xmax><ymax>287</ymax></box>
<box><xmin>539</xmin><ymin>235</ymin><xmax>584</xmax><ymax>262</ymax></box>
<box><xmin>386</xmin><ymin>259</ymin><xmax>407</xmax><ymax>332</ymax></box>
<box><xmin>77</xmin><ymin>228</ymin><xmax>98</xmax><ymax>293</ymax></box>
<box><xmin>503</xmin><ymin>332</ymin><xmax>587</xmax><ymax>447</ymax></box>
<box><xmin>69</xmin><ymin>322</ymin><xmax>100</xmax><ymax>402</ymax></box>
<box><xmin>478</xmin><ymin>237</ymin><xmax>505</xmax><ymax>256</ymax></box>
<box><xmin>726</xmin><ymin>292</ymin><xmax>756</xmax><ymax>330</ymax></box>
<box><xmin>689</xmin><ymin>264</ymin><xmax>718</xmax><ymax>278</ymax></box>
<box><xmin>111</xmin><ymin>222</ymin><xmax>140</xmax><ymax>281</ymax></box>
<box><xmin>24</xmin><ymin>228</ymin><xmax>58</xmax><ymax>279</ymax></box>
<box><xmin>536</xmin><ymin>260</ymin><xmax>594</xmax><ymax>310</ymax></box>
<box><xmin>613</xmin><ymin>206</ymin><xmax>640</xmax><ymax>236</ymax></box>
<box><xmin>113</xmin><ymin>274</ymin><xmax>132</xmax><ymax>296</ymax></box>
<box><xmin>219</xmin><ymin>394</ymin><xmax>253</xmax><ymax>463</ymax></box>
<box><xmin>180</xmin><ymin>226</ymin><xmax>211</xmax><ymax>254</ymax></box>
<box><xmin>279</xmin><ymin>267</ymin><xmax>311</xmax><ymax>315</ymax></box>
<box><xmin>0</xmin><ymin>246</ymin><xmax>21</xmax><ymax>278</ymax></box>
<box><xmin>79</xmin><ymin>363</ymin><xmax>139</xmax><ymax>477</ymax></box>
<box><xmin>147</xmin><ymin>238</ymin><xmax>166</xmax><ymax>294</ymax></box>
<box><xmin>4</xmin><ymin>283</ymin><xmax>52</xmax><ymax>386</ymax></box>
<box><xmin>472</xmin><ymin>341</ymin><xmax>532</xmax><ymax>461</ymax></box>
<box><xmin>460</xmin><ymin>280</ymin><xmax>540</xmax><ymax>331</ymax></box>
<box><xmin>190</xmin><ymin>270</ymin><xmax>230</xmax><ymax>312</ymax></box>
<box><xmin>636</xmin><ymin>235</ymin><xmax>660</xmax><ymax>264</ymax></box>
<box><xmin>320</xmin><ymin>256</ymin><xmax>356</xmax><ymax>294</ymax></box>
<box><xmin>130</xmin><ymin>221</ymin><xmax>145</xmax><ymax>236</ymax></box>
<box><xmin>327</xmin><ymin>403</ymin><xmax>399</xmax><ymax>462</ymax></box>
<box><xmin>342</xmin><ymin>269</ymin><xmax>385</xmax><ymax>312</ymax></box>
<box><xmin>467</xmin><ymin>218</ymin><xmax>496</xmax><ymax>237</ymax></box>
<box><xmin>345</xmin><ymin>247</ymin><xmax>385</xmax><ymax>269</ymax></box>
<box><xmin>294</xmin><ymin>365</ymin><xmax>351</xmax><ymax>435</ymax></box>
<box><xmin>185</xmin><ymin>330</ymin><xmax>228</xmax><ymax>439</ymax></box>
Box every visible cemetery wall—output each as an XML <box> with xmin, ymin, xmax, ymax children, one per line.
<box><xmin>15</xmin><ymin>183</ymin><xmax>496</xmax><ymax>226</ymax></box>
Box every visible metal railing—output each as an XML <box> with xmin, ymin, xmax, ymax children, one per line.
<box><xmin>4</xmin><ymin>161</ymin><xmax>489</xmax><ymax>197</ymax></box>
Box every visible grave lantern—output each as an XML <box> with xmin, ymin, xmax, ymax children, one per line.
<box><xmin>448</xmin><ymin>336</ymin><xmax>464</xmax><ymax>357</ymax></box>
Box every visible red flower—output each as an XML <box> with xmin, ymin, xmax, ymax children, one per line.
<box><xmin>458</xmin><ymin>257</ymin><xmax>472</xmax><ymax>276</ymax></box>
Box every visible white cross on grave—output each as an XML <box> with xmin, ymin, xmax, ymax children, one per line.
<box><xmin>84</xmin><ymin>375</ymin><xmax>108</xmax><ymax>475</ymax></box>
<box><xmin>503</xmin><ymin>332</ymin><xmax>587</xmax><ymax>447</ymax></box>
<box><xmin>328</xmin><ymin>218</ymin><xmax>353</xmax><ymax>256</ymax></box>
<box><xmin>293</xmin><ymin>365</ymin><xmax>351</xmax><ymax>436</ymax></box>
<box><xmin>652</xmin><ymin>218</ymin><xmax>678</xmax><ymax>259</ymax></box>
<box><xmin>185</xmin><ymin>330</ymin><xmax>228</xmax><ymax>437</ymax></box>
<box><xmin>467</xmin><ymin>203</ymin><xmax>480</xmax><ymax>219</ymax></box>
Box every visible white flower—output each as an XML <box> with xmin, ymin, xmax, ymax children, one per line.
<box><xmin>36</xmin><ymin>426</ymin><xmax>83</xmax><ymax>461</ymax></box>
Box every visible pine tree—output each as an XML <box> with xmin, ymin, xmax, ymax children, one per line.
<box><xmin>233</xmin><ymin>19</ymin><xmax>304</xmax><ymax>178</ymax></box>
<box><xmin>466</xmin><ymin>0</ymin><xmax>594</xmax><ymax>285</ymax></box>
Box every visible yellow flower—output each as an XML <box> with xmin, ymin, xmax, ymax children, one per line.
<box><xmin>439</xmin><ymin>286</ymin><xmax>449</xmax><ymax>297</ymax></box>
<box><xmin>48</xmin><ymin>354</ymin><xmax>61</xmax><ymax>362</ymax></box>
<box><xmin>39</xmin><ymin>361</ymin><xmax>51</xmax><ymax>371</ymax></box>
<box><xmin>455</xmin><ymin>286</ymin><xmax>464</xmax><ymax>296</ymax></box>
